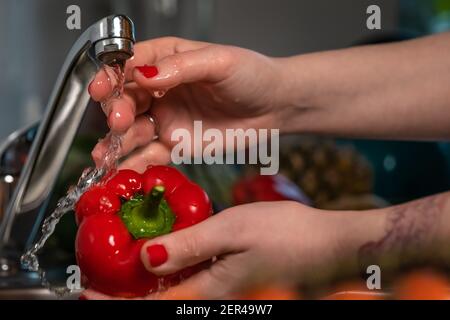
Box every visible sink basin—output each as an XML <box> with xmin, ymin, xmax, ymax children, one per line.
<box><xmin>0</xmin><ymin>287</ymin><xmax>80</xmax><ymax>300</ymax></box>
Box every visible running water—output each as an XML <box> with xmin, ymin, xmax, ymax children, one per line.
<box><xmin>20</xmin><ymin>63</ymin><xmax>126</xmax><ymax>296</ymax></box>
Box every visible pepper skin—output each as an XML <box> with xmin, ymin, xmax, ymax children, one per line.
<box><xmin>75</xmin><ymin>165</ymin><xmax>213</xmax><ymax>297</ymax></box>
<box><xmin>232</xmin><ymin>174</ymin><xmax>311</xmax><ymax>206</ymax></box>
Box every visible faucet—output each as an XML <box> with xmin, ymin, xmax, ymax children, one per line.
<box><xmin>0</xmin><ymin>15</ymin><xmax>135</xmax><ymax>282</ymax></box>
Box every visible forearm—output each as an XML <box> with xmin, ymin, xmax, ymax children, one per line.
<box><xmin>277</xmin><ymin>32</ymin><xmax>450</xmax><ymax>139</ymax></box>
<box><xmin>329</xmin><ymin>192</ymin><xmax>450</xmax><ymax>267</ymax></box>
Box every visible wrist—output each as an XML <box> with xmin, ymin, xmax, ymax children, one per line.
<box><xmin>273</xmin><ymin>55</ymin><xmax>318</xmax><ymax>134</ymax></box>
<box><xmin>316</xmin><ymin>209</ymin><xmax>387</xmax><ymax>267</ymax></box>
<box><xmin>287</xmin><ymin>205</ymin><xmax>360</xmax><ymax>269</ymax></box>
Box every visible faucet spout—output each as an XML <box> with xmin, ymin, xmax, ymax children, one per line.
<box><xmin>0</xmin><ymin>15</ymin><xmax>135</xmax><ymax>256</ymax></box>
<box><xmin>93</xmin><ymin>15</ymin><xmax>135</xmax><ymax>66</ymax></box>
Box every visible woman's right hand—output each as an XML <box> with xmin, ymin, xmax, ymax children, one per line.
<box><xmin>88</xmin><ymin>37</ymin><xmax>291</xmax><ymax>171</ymax></box>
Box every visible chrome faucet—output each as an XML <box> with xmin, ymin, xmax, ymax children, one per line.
<box><xmin>0</xmin><ymin>15</ymin><xmax>135</xmax><ymax>280</ymax></box>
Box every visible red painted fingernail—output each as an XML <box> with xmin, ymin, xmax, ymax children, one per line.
<box><xmin>146</xmin><ymin>244</ymin><xmax>168</xmax><ymax>267</ymax></box>
<box><xmin>79</xmin><ymin>294</ymin><xmax>88</xmax><ymax>300</ymax></box>
<box><xmin>136</xmin><ymin>65</ymin><xmax>158</xmax><ymax>78</ymax></box>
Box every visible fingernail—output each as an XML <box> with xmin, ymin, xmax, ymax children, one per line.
<box><xmin>146</xmin><ymin>244</ymin><xmax>168</xmax><ymax>267</ymax></box>
<box><xmin>79</xmin><ymin>294</ymin><xmax>87</xmax><ymax>300</ymax></box>
<box><xmin>136</xmin><ymin>65</ymin><xmax>158</xmax><ymax>78</ymax></box>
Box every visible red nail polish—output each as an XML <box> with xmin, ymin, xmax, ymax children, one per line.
<box><xmin>79</xmin><ymin>294</ymin><xmax>87</xmax><ymax>300</ymax></box>
<box><xmin>136</xmin><ymin>65</ymin><xmax>158</xmax><ymax>78</ymax></box>
<box><xmin>146</xmin><ymin>244</ymin><xmax>168</xmax><ymax>267</ymax></box>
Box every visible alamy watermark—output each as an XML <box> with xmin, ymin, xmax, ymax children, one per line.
<box><xmin>366</xmin><ymin>264</ymin><xmax>381</xmax><ymax>290</ymax></box>
<box><xmin>170</xmin><ymin>121</ymin><xmax>280</xmax><ymax>175</ymax></box>
<box><xmin>366</xmin><ymin>5</ymin><xmax>381</xmax><ymax>30</ymax></box>
<box><xmin>66</xmin><ymin>5</ymin><xmax>81</xmax><ymax>30</ymax></box>
<box><xmin>66</xmin><ymin>265</ymin><xmax>82</xmax><ymax>290</ymax></box>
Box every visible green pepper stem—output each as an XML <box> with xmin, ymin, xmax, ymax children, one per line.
<box><xmin>143</xmin><ymin>185</ymin><xmax>165</xmax><ymax>218</ymax></box>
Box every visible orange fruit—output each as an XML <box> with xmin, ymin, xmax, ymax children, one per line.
<box><xmin>394</xmin><ymin>269</ymin><xmax>450</xmax><ymax>300</ymax></box>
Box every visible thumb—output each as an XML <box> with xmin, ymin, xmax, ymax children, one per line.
<box><xmin>132</xmin><ymin>45</ymin><xmax>233</xmax><ymax>91</ymax></box>
<box><xmin>140</xmin><ymin>212</ymin><xmax>236</xmax><ymax>276</ymax></box>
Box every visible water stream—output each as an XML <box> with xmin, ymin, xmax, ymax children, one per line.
<box><xmin>20</xmin><ymin>63</ymin><xmax>125</xmax><ymax>297</ymax></box>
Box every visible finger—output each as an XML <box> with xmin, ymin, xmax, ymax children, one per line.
<box><xmin>117</xmin><ymin>114</ymin><xmax>157</xmax><ymax>155</ymax></box>
<box><xmin>140</xmin><ymin>213</ymin><xmax>236</xmax><ymax>276</ymax></box>
<box><xmin>91</xmin><ymin>133</ymin><xmax>112</xmax><ymax>168</ymax></box>
<box><xmin>101</xmin><ymin>83</ymin><xmax>151</xmax><ymax>134</ymax></box>
<box><xmin>89</xmin><ymin>37</ymin><xmax>209</xmax><ymax>101</ymax></box>
<box><xmin>118</xmin><ymin>141</ymin><xmax>171</xmax><ymax>172</ymax></box>
<box><xmin>88</xmin><ymin>69</ymin><xmax>111</xmax><ymax>102</ymax></box>
<box><xmin>133</xmin><ymin>45</ymin><xmax>232</xmax><ymax>91</ymax></box>
<box><xmin>88</xmin><ymin>64</ymin><xmax>125</xmax><ymax>103</ymax></box>
<box><xmin>109</xmin><ymin>84</ymin><xmax>153</xmax><ymax>133</ymax></box>
<box><xmin>87</xmin><ymin>41</ymin><xmax>162</xmax><ymax>102</ymax></box>
<box><xmin>92</xmin><ymin>115</ymin><xmax>157</xmax><ymax>165</ymax></box>
<box><xmin>123</xmin><ymin>37</ymin><xmax>211</xmax><ymax>81</ymax></box>
<box><xmin>105</xmin><ymin>97</ymin><xmax>135</xmax><ymax>134</ymax></box>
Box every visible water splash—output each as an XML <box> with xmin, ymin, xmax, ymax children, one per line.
<box><xmin>20</xmin><ymin>63</ymin><xmax>125</xmax><ymax>297</ymax></box>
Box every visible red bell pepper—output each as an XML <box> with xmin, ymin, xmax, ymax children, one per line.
<box><xmin>75</xmin><ymin>165</ymin><xmax>213</xmax><ymax>297</ymax></box>
<box><xmin>232</xmin><ymin>174</ymin><xmax>311</xmax><ymax>206</ymax></box>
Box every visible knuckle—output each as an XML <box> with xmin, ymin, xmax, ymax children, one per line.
<box><xmin>151</xmin><ymin>36</ymin><xmax>180</xmax><ymax>51</ymax></box>
<box><xmin>176</xmin><ymin>232</ymin><xmax>201</xmax><ymax>260</ymax></box>
<box><xmin>159</xmin><ymin>36</ymin><xmax>181</xmax><ymax>45</ymax></box>
<box><xmin>168</xmin><ymin>54</ymin><xmax>186</xmax><ymax>73</ymax></box>
<box><xmin>207</xmin><ymin>45</ymin><xmax>236</xmax><ymax>77</ymax></box>
<box><xmin>217</xmin><ymin>209</ymin><xmax>245</xmax><ymax>249</ymax></box>
<box><xmin>214</xmin><ymin>45</ymin><xmax>234</xmax><ymax>64</ymax></box>
<box><xmin>223</xmin><ymin>206</ymin><xmax>244</xmax><ymax>227</ymax></box>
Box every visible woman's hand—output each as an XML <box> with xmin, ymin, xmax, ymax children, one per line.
<box><xmin>80</xmin><ymin>192</ymin><xmax>450</xmax><ymax>300</ymax></box>
<box><xmin>89</xmin><ymin>37</ymin><xmax>290</xmax><ymax>171</ymax></box>
<box><xmin>81</xmin><ymin>201</ymin><xmax>352</xmax><ymax>300</ymax></box>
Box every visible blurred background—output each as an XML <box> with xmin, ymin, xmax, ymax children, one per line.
<box><xmin>1</xmin><ymin>0</ymin><xmax>450</xmax><ymax>211</ymax></box>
